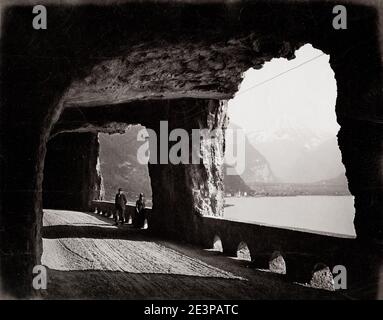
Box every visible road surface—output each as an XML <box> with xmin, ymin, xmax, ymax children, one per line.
<box><xmin>41</xmin><ymin>209</ymin><xmax>343</xmax><ymax>299</ymax></box>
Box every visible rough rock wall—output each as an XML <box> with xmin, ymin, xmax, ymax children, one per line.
<box><xmin>64</xmin><ymin>36</ymin><xmax>298</xmax><ymax>106</ymax></box>
<box><xmin>43</xmin><ymin>132</ymin><xmax>103</xmax><ymax>211</ymax></box>
<box><xmin>324</xmin><ymin>20</ymin><xmax>383</xmax><ymax>242</ymax></box>
<box><xmin>338</xmin><ymin>120</ymin><xmax>383</xmax><ymax>241</ymax></box>
<box><xmin>147</xmin><ymin>99</ymin><xmax>228</xmax><ymax>240</ymax></box>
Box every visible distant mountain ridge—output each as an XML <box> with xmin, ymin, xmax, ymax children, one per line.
<box><xmin>312</xmin><ymin>172</ymin><xmax>349</xmax><ymax>186</ymax></box>
<box><xmin>247</xmin><ymin>116</ymin><xmax>346</xmax><ymax>184</ymax></box>
<box><xmin>225</xmin><ymin>123</ymin><xmax>276</xmax><ymax>186</ymax></box>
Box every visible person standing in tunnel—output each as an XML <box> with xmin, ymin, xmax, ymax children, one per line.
<box><xmin>135</xmin><ymin>193</ymin><xmax>146</xmax><ymax>228</ymax></box>
<box><xmin>114</xmin><ymin>188</ymin><xmax>127</xmax><ymax>225</ymax></box>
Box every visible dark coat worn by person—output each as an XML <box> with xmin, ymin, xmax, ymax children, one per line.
<box><xmin>115</xmin><ymin>193</ymin><xmax>127</xmax><ymax>209</ymax></box>
<box><xmin>135</xmin><ymin>196</ymin><xmax>146</xmax><ymax>228</ymax></box>
<box><xmin>115</xmin><ymin>192</ymin><xmax>127</xmax><ymax>223</ymax></box>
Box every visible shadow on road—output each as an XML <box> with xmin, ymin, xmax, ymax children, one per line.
<box><xmin>44</xmin><ymin>268</ymin><xmax>341</xmax><ymax>300</ymax></box>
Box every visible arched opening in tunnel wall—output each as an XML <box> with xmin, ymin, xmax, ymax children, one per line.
<box><xmin>224</xmin><ymin>44</ymin><xmax>356</xmax><ymax>237</ymax></box>
<box><xmin>236</xmin><ymin>241</ymin><xmax>251</xmax><ymax>261</ymax></box>
<box><xmin>213</xmin><ymin>235</ymin><xmax>223</xmax><ymax>252</ymax></box>
<box><xmin>98</xmin><ymin>128</ymin><xmax>153</xmax><ymax>206</ymax></box>
<box><xmin>41</xmin><ymin>124</ymin><xmax>156</xmax><ymax>272</ymax></box>
<box><xmin>42</xmin><ymin>127</ymin><xmax>154</xmax><ymax>214</ymax></box>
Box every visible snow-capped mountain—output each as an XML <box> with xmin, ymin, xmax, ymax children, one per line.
<box><xmin>247</xmin><ymin>116</ymin><xmax>345</xmax><ymax>183</ymax></box>
<box><xmin>248</xmin><ymin>115</ymin><xmax>331</xmax><ymax>148</ymax></box>
<box><xmin>225</xmin><ymin>122</ymin><xmax>276</xmax><ymax>185</ymax></box>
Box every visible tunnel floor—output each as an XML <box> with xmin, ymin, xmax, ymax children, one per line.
<box><xmin>41</xmin><ymin>210</ymin><xmax>345</xmax><ymax>299</ymax></box>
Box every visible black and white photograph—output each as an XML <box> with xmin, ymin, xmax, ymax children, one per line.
<box><xmin>0</xmin><ymin>0</ymin><xmax>382</xmax><ymax>307</ymax></box>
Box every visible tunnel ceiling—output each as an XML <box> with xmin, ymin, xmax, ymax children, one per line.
<box><xmin>48</xmin><ymin>0</ymin><xmax>343</xmax><ymax>111</ymax></box>
<box><xmin>21</xmin><ymin>0</ymin><xmax>378</xmax><ymax>135</ymax></box>
<box><xmin>63</xmin><ymin>36</ymin><xmax>300</xmax><ymax>108</ymax></box>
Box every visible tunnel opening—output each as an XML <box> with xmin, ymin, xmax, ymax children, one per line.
<box><xmin>212</xmin><ymin>235</ymin><xmax>223</xmax><ymax>252</ymax></box>
<box><xmin>97</xmin><ymin>126</ymin><xmax>153</xmax><ymax>228</ymax></box>
<box><xmin>41</xmin><ymin>123</ymin><xmax>156</xmax><ymax>275</ymax></box>
<box><xmin>98</xmin><ymin>127</ymin><xmax>153</xmax><ymax>206</ymax></box>
<box><xmin>236</xmin><ymin>242</ymin><xmax>251</xmax><ymax>261</ymax></box>
<box><xmin>269</xmin><ymin>251</ymin><xmax>286</xmax><ymax>275</ymax></box>
<box><xmin>224</xmin><ymin>44</ymin><xmax>356</xmax><ymax>237</ymax></box>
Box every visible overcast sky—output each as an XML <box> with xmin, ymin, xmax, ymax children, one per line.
<box><xmin>228</xmin><ymin>44</ymin><xmax>338</xmax><ymax>135</ymax></box>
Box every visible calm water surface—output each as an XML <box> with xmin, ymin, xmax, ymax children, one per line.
<box><xmin>224</xmin><ymin>196</ymin><xmax>355</xmax><ymax>236</ymax></box>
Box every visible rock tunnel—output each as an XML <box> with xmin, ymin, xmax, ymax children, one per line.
<box><xmin>0</xmin><ymin>0</ymin><xmax>383</xmax><ymax>298</ymax></box>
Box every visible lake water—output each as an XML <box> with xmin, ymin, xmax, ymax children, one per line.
<box><xmin>224</xmin><ymin>196</ymin><xmax>356</xmax><ymax>237</ymax></box>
